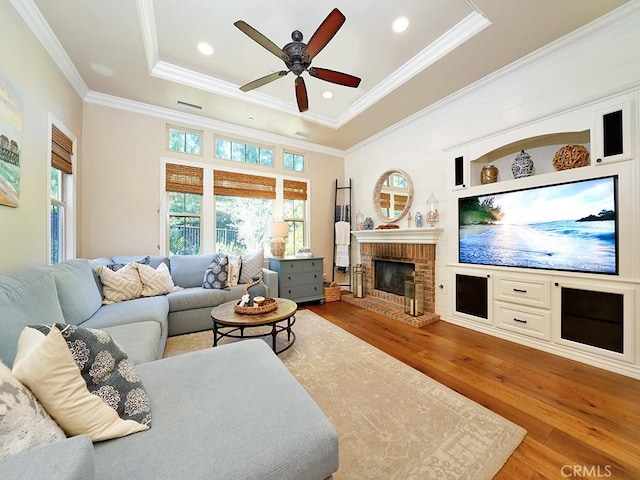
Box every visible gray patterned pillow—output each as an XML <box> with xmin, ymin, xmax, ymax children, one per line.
<box><xmin>239</xmin><ymin>249</ymin><xmax>264</xmax><ymax>284</ymax></box>
<box><xmin>203</xmin><ymin>254</ymin><xmax>229</xmax><ymax>289</ymax></box>
<box><xmin>105</xmin><ymin>255</ymin><xmax>150</xmax><ymax>272</ymax></box>
<box><xmin>12</xmin><ymin>324</ymin><xmax>151</xmax><ymax>441</ymax></box>
<box><xmin>0</xmin><ymin>362</ymin><xmax>66</xmax><ymax>459</ymax></box>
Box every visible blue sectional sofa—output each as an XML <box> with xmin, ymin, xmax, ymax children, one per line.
<box><xmin>0</xmin><ymin>255</ymin><xmax>339</xmax><ymax>480</ymax></box>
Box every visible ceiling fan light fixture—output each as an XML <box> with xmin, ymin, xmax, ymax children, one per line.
<box><xmin>197</xmin><ymin>42</ymin><xmax>214</xmax><ymax>56</ymax></box>
<box><xmin>322</xmin><ymin>90</ymin><xmax>334</xmax><ymax>99</ymax></box>
<box><xmin>392</xmin><ymin>16</ymin><xmax>410</xmax><ymax>33</ymax></box>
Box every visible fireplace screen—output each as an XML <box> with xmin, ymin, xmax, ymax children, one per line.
<box><xmin>374</xmin><ymin>260</ymin><xmax>415</xmax><ymax>296</ymax></box>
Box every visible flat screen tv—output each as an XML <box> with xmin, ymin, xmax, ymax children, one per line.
<box><xmin>458</xmin><ymin>175</ymin><xmax>618</xmax><ymax>275</ymax></box>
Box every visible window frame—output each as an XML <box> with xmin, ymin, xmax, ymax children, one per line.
<box><xmin>283</xmin><ymin>151</ymin><xmax>305</xmax><ymax>172</ymax></box>
<box><xmin>160</xmin><ymin>158</ymin><xmax>310</xmax><ymax>256</ymax></box>
<box><xmin>214</xmin><ymin>135</ymin><xmax>274</xmax><ymax>167</ymax></box>
<box><xmin>167</xmin><ymin>125</ymin><xmax>203</xmax><ymax>156</ymax></box>
<box><xmin>47</xmin><ymin>116</ymin><xmax>76</xmax><ymax>265</ymax></box>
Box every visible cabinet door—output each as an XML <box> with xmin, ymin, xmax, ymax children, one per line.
<box><xmin>450</xmin><ymin>268</ymin><xmax>492</xmax><ymax>325</ymax></box>
<box><xmin>551</xmin><ymin>279</ymin><xmax>636</xmax><ymax>363</ymax></box>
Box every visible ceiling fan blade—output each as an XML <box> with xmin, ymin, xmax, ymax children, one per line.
<box><xmin>234</xmin><ymin>20</ymin><xmax>289</xmax><ymax>62</ymax></box>
<box><xmin>240</xmin><ymin>71</ymin><xmax>289</xmax><ymax>92</ymax></box>
<box><xmin>308</xmin><ymin>67</ymin><xmax>361</xmax><ymax>88</ymax></box>
<box><xmin>295</xmin><ymin>77</ymin><xmax>309</xmax><ymax>112</ymax></box>
<box><xmin>302</xmin><ymin>8</ymin><xmax>345</xmax><ymax>61</ymax></box>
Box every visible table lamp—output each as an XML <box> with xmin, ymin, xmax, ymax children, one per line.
<box><xmin>267</xmin><ymin>221</ymin><xmax>289</xmax><ymax>258</ymax></box>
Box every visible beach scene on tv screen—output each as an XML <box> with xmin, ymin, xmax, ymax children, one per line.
<box><xmin>459</xmin><ymin>176</ymin><xmax>617</xmax><ymax>274</ymax></box>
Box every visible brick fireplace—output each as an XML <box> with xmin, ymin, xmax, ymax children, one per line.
<box><xmin>346</xmin><ymin>229</ymin><xmax>442</xmax><ymax>328</ymax></box>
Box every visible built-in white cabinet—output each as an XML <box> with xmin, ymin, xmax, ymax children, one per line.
<box><xmin>446</xmin><ymin>93</ymin><xmax>639</xmax><ymax>379</ymax></box>
<box><xmin>449</xmin><ymin>266</ymin><xmax>637</xmax><ymax>375</ymax></box>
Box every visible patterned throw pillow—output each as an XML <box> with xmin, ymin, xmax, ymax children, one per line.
<box><xmin>136</xmin><ymin>262</ymin><xmax>180</xmax><ymax>297</ymax></box>
<box><xmin>239</xmin><ymin>249</ymin><xmax>264</xmax><ymax>284</ymax></box>
<box><xmin>0</xmin><ymin>362</ymin><xmax>66</xmax><ymax>459</ymax></box>
<box><xmin>93</xmin><ymin>262</ymin><xmax>143</xmax><ymax>304</ymax></box>
<box><xmin>12</xmin><ymin>324</ymin><xmax>151</xmax><ymax>442</ymax></box>
<box><xmin>203</xmin><ymin>254</ymin><xmax>229</xmax><ymax>290</ymax></box>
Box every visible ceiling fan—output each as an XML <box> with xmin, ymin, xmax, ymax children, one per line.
<box><xmin>234</xmin><ymin>8</ymin><xmax>361</xmax><ymax>113</ymax></box>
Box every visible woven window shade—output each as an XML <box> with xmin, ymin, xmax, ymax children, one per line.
<box><xmin>283</xmin><ymin>180</ymin><xmax>307</xmax><ymax>200</ymax></box>
<box><xmin>213</xmin><ymin>170</ymin><xmax>276</xmax><ymax>199</ymax></box>
<box><xmin>51</xmin><ymin>125</ymin><xmax>73</xmax><ymax>174</ymax></box>
<box><xmin>166</xmin><ymin>163</ymin><xmax>203</xmax><ymax>194</ymax></box>
<box><xmin>395</xmin><ymin>194</ymin><xmax>407</xmax><ymax>209</ymax></box>
<box><xmin>379</xmin><ymin>192</ymin><xmax>390</xmax><ymax>209</ymax></box>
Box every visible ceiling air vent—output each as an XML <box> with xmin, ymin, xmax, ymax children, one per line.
<box><xmin>295</xmin><ymin>131</ymin><xmax>311</xmax><ymax>138</ymax></box>
<box><xmin>176</xmin><ymin>100</ymin><xmax>202</xmax><ymax>111</ymax></box>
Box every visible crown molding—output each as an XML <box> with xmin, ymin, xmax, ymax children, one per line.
<box><xmin>11</xmin><ymin>0</ymin><xmax>89</xmax><ymax>98</ymax></box>
<box><xmin>84</xmin><ymin>91</ymin><xmax>346</xmax><ymax>157</ymax></box>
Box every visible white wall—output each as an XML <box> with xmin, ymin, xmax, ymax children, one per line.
<box><xmin>345</xmin><ymin>3</ymin><xmax>640</xmax><ymax>318</ymax></box>
<box><xmin>0</xmin><ymin>2</ymin><xmax>83</xmax><ymax>274</ymax></box>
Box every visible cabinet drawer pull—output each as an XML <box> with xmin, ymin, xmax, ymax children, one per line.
<box><xmin>513</xmin><ymin>288</ymin><xmax>527</xmax><ymax>293</ymax></box>
<box><xmin>513</xmin><ymin>318</ymin><xmax>528</xmax><ymax>324</ymax></box>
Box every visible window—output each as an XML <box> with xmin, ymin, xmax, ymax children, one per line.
<box><xmin>283</xmin><ymin>179</ymin><xmax>308</xmax><ymax>254</ymax></box>
<box><xmin>162</xmin><ymin>162</ymin><xmax>309</xmax><ymax>256</ymax></box>
<box><xmin>49</xmin><ymin>124</ymin><xmax>74</xmax><ymax>265</ymax></box>
<box><xmin>215</xmin><ymin>137</ymin><xmax>273</xmax><ymax>166</ymax></box>
<box><xmin>168</xmin><ymin>126</ymin><xmax>202</xmax><ymax>155</ymax></box>
<box><xmin>213</xmin><ymin>170</ymin><xmax>276</xmax><ymax>253</ymax></box>
<box><xmin>166</xmin><ymin>163</ymin><xmax>203</xmax><ymax>255</ymax></box>
<box><xmin>283</xmin><ymin>152</ymin><xmax>304</xmax><ymax>172</ymax></box>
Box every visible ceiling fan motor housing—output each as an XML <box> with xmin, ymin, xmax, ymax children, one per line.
<box><xmin>283</xmin><ymin>31</ymin><xmax>309</xmax><ymax>76</ymax></box>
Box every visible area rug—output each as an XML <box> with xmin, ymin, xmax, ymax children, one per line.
<box><xmin>164</xmin><ymin>310</ymin><xmax>526</xmax><ymax>479</ymax></box>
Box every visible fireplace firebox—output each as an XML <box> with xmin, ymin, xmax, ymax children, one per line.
<box><xmin>374</xmin><ymin>260</ymin><xmax>415</xmax><ymax>296</ymax></box>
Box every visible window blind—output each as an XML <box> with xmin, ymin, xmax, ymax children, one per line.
<box><xmin>213</xmin><ymin>170</ymin><xmax>276</xmax><ymax>199</ymax></box>
<box><xmin>283</xmin><ymin>179</ymin><xmax>308</xmax><ymax>200</ymax></box>
<box><xmin>51</xmin><ymin>125</ymin><xmax>73</xmax><ymax>174</ymax></box>
<box><xmin>165</xmin><ymin>163</ymin><xmax>204</xmax><ymax>194</ymax></box>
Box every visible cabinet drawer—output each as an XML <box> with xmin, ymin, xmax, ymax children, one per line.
<box><xmin>495</xmin><ymin>276</ymin><xmax>550</xmax><ymax>308</ymax></box>
<box><xmin>277</xmin><ymin>261</ymin><xmax>304</xmax><ymax>274</ymax></box>
<box><xmin>301</xmin><ymin>259</ymin><xmax>323</xmax><ymax>273</ymax></box>
<box><xmin>281</xmin><ymin>283</ymin><xmax>323</xmax><ymax>300</ymax></box>
<box><xmin>280</xmin><ymin>271</ymin><xmax>322</xmax><ymax>288</ymax></box>
<box><xmin>495</xmin><ymin>302</ymin><xmax>550</xmax><ymax>340</ymax></box>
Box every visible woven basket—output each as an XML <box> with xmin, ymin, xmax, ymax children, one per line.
<box><xmin>323</xmin><ymin>282</ymin><xmax>341</xmax><ymax>302</ymax></box>
<box><xmin>552</xmin><ymin>144</ymin><xmax>590</xmax><ymax>171</ymax></box>
<box><xmin>234</xmin><ymin>297</ymin><xmax>277</xmax><ymax>315</ymax></box>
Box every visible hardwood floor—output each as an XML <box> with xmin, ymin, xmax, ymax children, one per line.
<box><xmin>303</xmin><ymin>301</ymin><xmax>640</xmax><ymax>480</ymax></box>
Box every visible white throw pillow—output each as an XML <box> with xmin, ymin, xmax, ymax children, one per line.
<box><xmin>136</xmin><ymin>262</ymin><xmax>180</xmax><ymax>296</ymax></box>
<box><xmin>0</xmin><ymin>361</ymin><xmax>66</xmax><ymax>459</ymax></box>
<box><xmin>93</xmin><ymin>262</ymin><xmax>143</xmax><ymax>304</ymax></box>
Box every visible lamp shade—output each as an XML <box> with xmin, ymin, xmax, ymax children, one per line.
<box><xmin>267</xmin><ymin>221</ymin><xmax>289</xmax><ymax>238</ymax></box>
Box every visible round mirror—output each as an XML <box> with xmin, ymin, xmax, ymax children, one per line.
<box><xmin>373</xmin><ymin>169</ymin><xmax>414</xmax><ymax>223</ymax></box>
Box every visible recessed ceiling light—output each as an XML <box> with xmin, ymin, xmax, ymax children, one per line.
<box><xmin>392</xmin><ymin>16</ymin><xmax>410</xmax><ymax>33</ymax></box>
<box><xmin>322</xmin><ymin>91</ymin><xmax>334</xmax><ymax>99</ymax></box>
<box><xmin>90</xmin><ymin>62</ymin><xmax>114</xmax><ymax>77</ymax></box>
<box><xmin>197</xmin><ymin>42</ymin><xmax>214</xmax><ymax>56</ymax></box>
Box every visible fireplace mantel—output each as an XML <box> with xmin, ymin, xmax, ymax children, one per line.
<box><xmin>351</xmin><ymin>227</ymin><xmax>443</xmax><ymax>244</ymax></box>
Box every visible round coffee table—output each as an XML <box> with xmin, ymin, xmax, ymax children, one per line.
<box><xmin>210</xmin><ymin>298</ymin><xmax>297</xmax><ymax>354</ymax></box>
